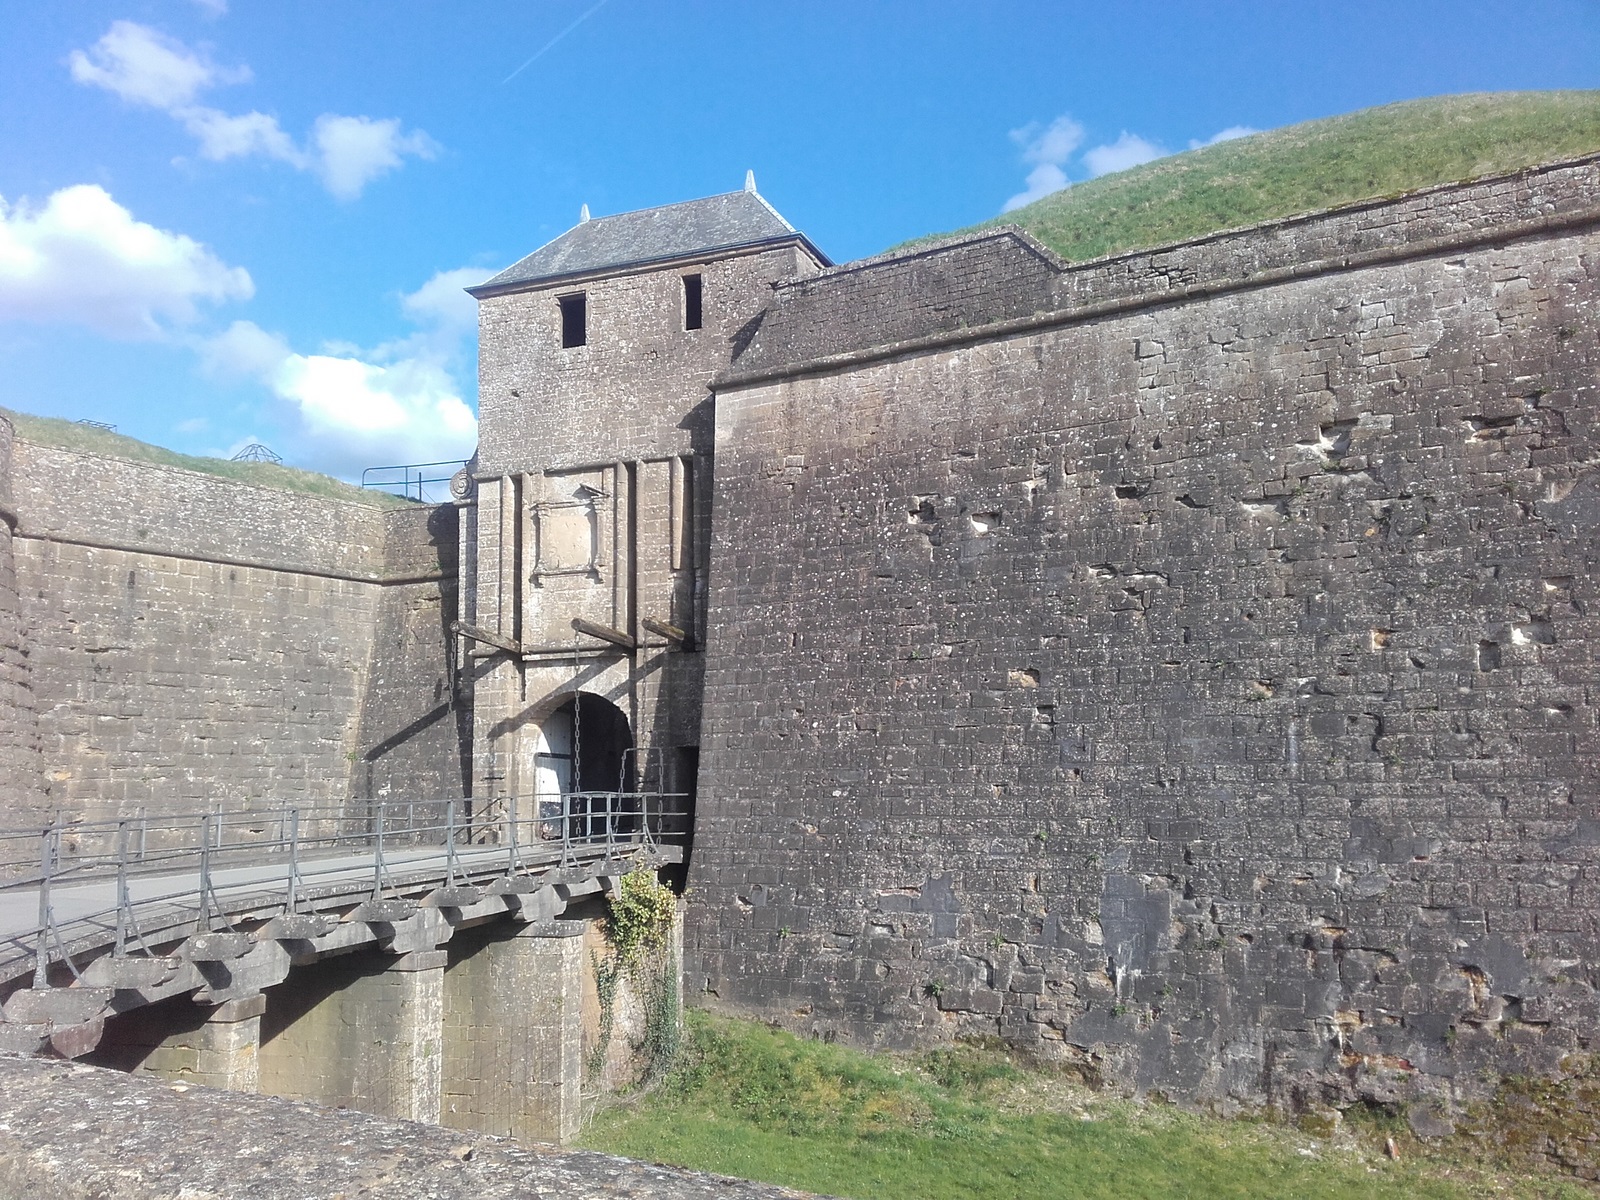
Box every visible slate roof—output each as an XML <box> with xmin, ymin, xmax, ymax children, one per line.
<box><xmin>468</xmin><ymin>189</ymin><xmax>829</xmax><ymax>295</ymax></box>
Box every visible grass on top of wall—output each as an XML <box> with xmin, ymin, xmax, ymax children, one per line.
<box><xmin>579</xmin><ymin>1012</ymin><xmax>1589</xmax><ymax>1200</ymax></box>
<box><xmin>0</xmin><ymin>406</ymin><xmax>415</xmax><ymax>508</ymax></box>
<box><xmin>926</xmin><ymin>91</ymin><xmax>1600</xmax><ymax>264</ymax></box>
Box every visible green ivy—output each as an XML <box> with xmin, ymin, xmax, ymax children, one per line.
<box><xmin>606</xmin><ymin>869</ymin><xmax>677</xmax><ymax>971</ymax></box>
<box><xmin>588</xmin><ymin>951</ymin><xmax>620</xmax><ymax>1079</ymax></box>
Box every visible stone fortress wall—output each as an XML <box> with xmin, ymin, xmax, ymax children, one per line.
<box><xmin>0</xmin><ymin>418</ymin><xmax>47</xmax><ymax>832</ymax></box>
<box><xmin>688</xmin><ymin>155</ymin><xmax>1600</xmax><ymax>1114</ymax></box>
<box><xmin>0</xmin><ymin>437</ymin><xmax>464</xmax><ymax>827</ymax></box>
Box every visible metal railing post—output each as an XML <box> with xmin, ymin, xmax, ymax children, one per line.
<box><xmin>508</xmin><ymin>792</ymin><xmax>521</xmax><ymax>874</ymax></box>
<box><xmin>31</xmin><ymin>824</ymin><xmax>56</xmax><ymax>989</ymax></box>
<box><xmin>114</xmin><ymin>818</ymin><xmax>130</xmax><ymax>956</ymax></box>
<box><xmin>561</xmin><ymin>789</ymin><xmax>572</xmax><ymax>867</ymax></box>
<box><xmin>286</xmin><ymin>807</ymin><xmax>301</xmax><ymax>915</ymax></box>
<box><xmin>197</xmin><ymin>811</ymin><xmax>213</xmax><ymax>933</ymax></box>
<box><xmin>371</xmin><ymin>801</ymin><xmax>386</xmax><ymax>899</ymax></box>
<box><xmin>445</xmin><ymin>798</ymin><xmax>461</xmax><ymax>885</ymax></box>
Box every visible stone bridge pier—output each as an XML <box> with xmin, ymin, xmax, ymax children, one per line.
<box><xmin>78</xmin><ymin>897</ymin><xmax>654</xmax><ymax>1144</ymax></box>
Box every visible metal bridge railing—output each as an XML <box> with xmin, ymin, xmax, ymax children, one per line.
<box><xmin>0</xmin><ymin>793</ymin><xmax>688</xmax><ymax>991</ymax></box>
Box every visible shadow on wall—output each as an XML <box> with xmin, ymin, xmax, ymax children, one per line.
<box><xmin>354</xmin><ymin>503</ymin><xmax>471</xmax><ymax>800</ymax></box>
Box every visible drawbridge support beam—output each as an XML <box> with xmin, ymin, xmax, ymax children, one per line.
<box><xmin>60</xmin><ymin>866</ymin><xmax>683</xmax><ymax>1144</ymax></box>
<box><xmin>570</xmin><ymin>617</ymin><xmax>636</xmax><ymax>651</ymax></box>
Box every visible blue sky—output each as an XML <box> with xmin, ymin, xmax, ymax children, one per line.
<box><xmin>2</xmin><ymin>1</ymin><xmax>1597</xmax><ymax>480</ymax></box>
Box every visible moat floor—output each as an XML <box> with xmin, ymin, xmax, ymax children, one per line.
<box><xmin>581</xmin><ymin>1014</ymin><xmax>1594</xmax><ymax>1200</ymax></box>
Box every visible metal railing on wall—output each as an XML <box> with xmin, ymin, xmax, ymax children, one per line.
<box><xmin>0</xmin><ymin>792</ymin><xmax>689</xmax><ymax>991</ymax></box>
<box><xmin>360</xmin><ymin>460</ymin><xmax>469</xmax><ymax>504</ymax></box>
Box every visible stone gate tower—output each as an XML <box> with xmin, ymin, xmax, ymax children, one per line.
<box><xmin>461</xmin><ymin>178</ymin><xmax>828</xmax><ymax>840</ymax></box>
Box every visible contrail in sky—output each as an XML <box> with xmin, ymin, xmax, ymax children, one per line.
<box><xmin>502</xmin><ymin>0</ymin><xmax>611</xmax><ymax>84</ymax></box>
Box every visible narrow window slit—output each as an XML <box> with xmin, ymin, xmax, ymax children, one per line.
<box><xmin>559</xmin><ymin>293</ymin><xmax>587</xmax><ymax>348</ymax></box>
<box><xmin>683</xmin><ymin>274</ymin><xmax>703</xmax><ymax>331</ymax></box>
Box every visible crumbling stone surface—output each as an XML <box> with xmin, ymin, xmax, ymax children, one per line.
<box><xmin>0</xmin><ymin>1054</ymin><xmax>828</xmax><ymax>1200</ymax></box>
<box><xmin>690</xmin><ymin>155</ymin><xmax>1600</xmax><ymax>1116</ymax></box>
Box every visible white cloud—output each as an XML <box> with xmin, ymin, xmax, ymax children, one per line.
<box><xmin>401</xmin><ymin>266</ymin><xmax>488</xmax><ymax>335</ymax></box>
<box><xmin>180</xmin><ymin>107</ymin><xmax>305</xmax><ymax>165</ymax></box>
<box><xmin>1017</xmin><ymin>115</ymin><xmax>1085</xmax><ymax>168</ymax></box>
<box><xmin>277</xmin><ymin>352</ymin><xmax>476</xmax><ymax>472</ymax></box>
<box><xmin>69</xmin><ymin>22</ymin><xmax>436</xmax><ymax>201</ymax></box>
<box><xmin>68</xmin><ymin>20</ymin><xmax>246</xmax><ymax>109</ymax></box>
<box><xmin>201</xmin><ymin>264</ymin><xmax>481</xmax><ymax>477</ymax></box>
<box><xmin>0</xmin><ymin>185</ymin><xmax>252</xmax><ymax>339</ymax></box>
<box><xmin>1083</xmin><ymin>132</ymin><xmax>1166</xmax><ymax>178</ymax></box>
<box><xmin>1003</xmin><ymin>115</ymin><xmax>1084</xmax><ymax>213</ymax></box>
<box><xmin>202</xmin><ymin>317</ymin><xmax>292</xmax><ymax>378</ymax></box>
<box><xmin>1188</xmin><ymin>125</ymin><xmax>1260</xmax><ymax>150</ymax></box>
<box><xmin>1003</xmin><ymin>164</ymin><xmax>1069</xmax><ymax>214</ymax></box>
<box><xmin>311</xmin><ymin>115</ymin><xmax>440</xmax><ymax>202</ymax></box>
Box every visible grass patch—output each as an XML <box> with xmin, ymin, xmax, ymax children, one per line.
<box><xmin>1</xmin><ymin>406</ymin><xmax>413</xmax><ymax>508</ymax></box>
<box><xmin>580</xmin><ymin>1012</ymin><xmax>1591</xmax><ymax>1199</ymax></box>
<box><xmin>925</xmin><ymin>92</ymin><xmax>1600</xmax><ymax>263</ymax></box>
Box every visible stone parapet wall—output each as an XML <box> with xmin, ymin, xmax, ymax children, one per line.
<box><xmin>690</xmin><ymin>173</ymin><xmax>1600</xmax><ymax>1114</ymax></box>
<box><xmin>728</xmin><ymin>153</ymin><xmax>1600</xmax><ymax>385</ymax></box>
<box><xmin>12</xmin><ymin>442</ymin><xmax>392</xmax><ymax>581</ymax></box>
<box><xmin>5</xmin><ymin>441</ymin><xmax>462</xmax><ymax>823</ymax></box>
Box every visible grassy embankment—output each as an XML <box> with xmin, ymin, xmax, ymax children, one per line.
<box><xmin>581</xmin><ymin>1013</ymin><xmax>1591</xmax><ymax>1200</ymax></box>
<box><xmin>937</xmin><ymin>91</ymin><xmax>1600</xmax><ymax>263</ymax></box>
<box><xmin>0</xmin><ymin>406</ymin><xmax>411</xmax><ymax>507</ymax></box>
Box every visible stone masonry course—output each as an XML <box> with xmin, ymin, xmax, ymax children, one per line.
<box><xmin>688</xmin><ymin>154</ymin><xmax>1600</xmax><ymax>1116</ymax></box>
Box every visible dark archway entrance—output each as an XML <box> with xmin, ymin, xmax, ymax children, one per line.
<box><xmin>534</xmin><ymin>692</ymin><xmax>634</xmax><ymax>794</ymax></box>
<box><xmin>530</xmin><ymin>692</ymin><xmax>635</xmax><ymax>843</ymax></box>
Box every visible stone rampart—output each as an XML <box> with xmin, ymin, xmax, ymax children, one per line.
<box><xmin>690</xmin><ymin>157</ymin><xmax>1600</xmax><ymax>1115</ymax></box>
<box><xmin>6</xmin><ymin>442</ymin><xmax>462</xmax><ymax>822</ymax></box>
<box><xmin>0</xmin><ymin>419</ymin><xmax>46</xmax><ymax>832</ymax></box>
<box><xmin>729</xmin><ymin>153</ymin><xmax>1600</xmax><ymax>384</ymax></box>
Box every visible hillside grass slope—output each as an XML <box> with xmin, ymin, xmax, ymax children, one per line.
<box><xmin>0</xmin><ymin>407</ymin><xmax>412</xmax><ymax>507</ymax></box>
<box><xmin>947</xmin><ymin>92</ymin><xmax>1600</xmax><ymax>263</ymax></box>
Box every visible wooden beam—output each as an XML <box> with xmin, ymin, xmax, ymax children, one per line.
<box><xmin>642</xmin><ymin>616</ymin><xmax>690</xmax><ymax>646</ymax></box>
<box><xmin>571</xmin><ymin>617</ymin><xmax>636</xmax><ymax>650</ymax></box>
<box><xmin>452</xmin><ymin>620</ymin><xmax>522</xmax><ymax>655</ymax></box>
